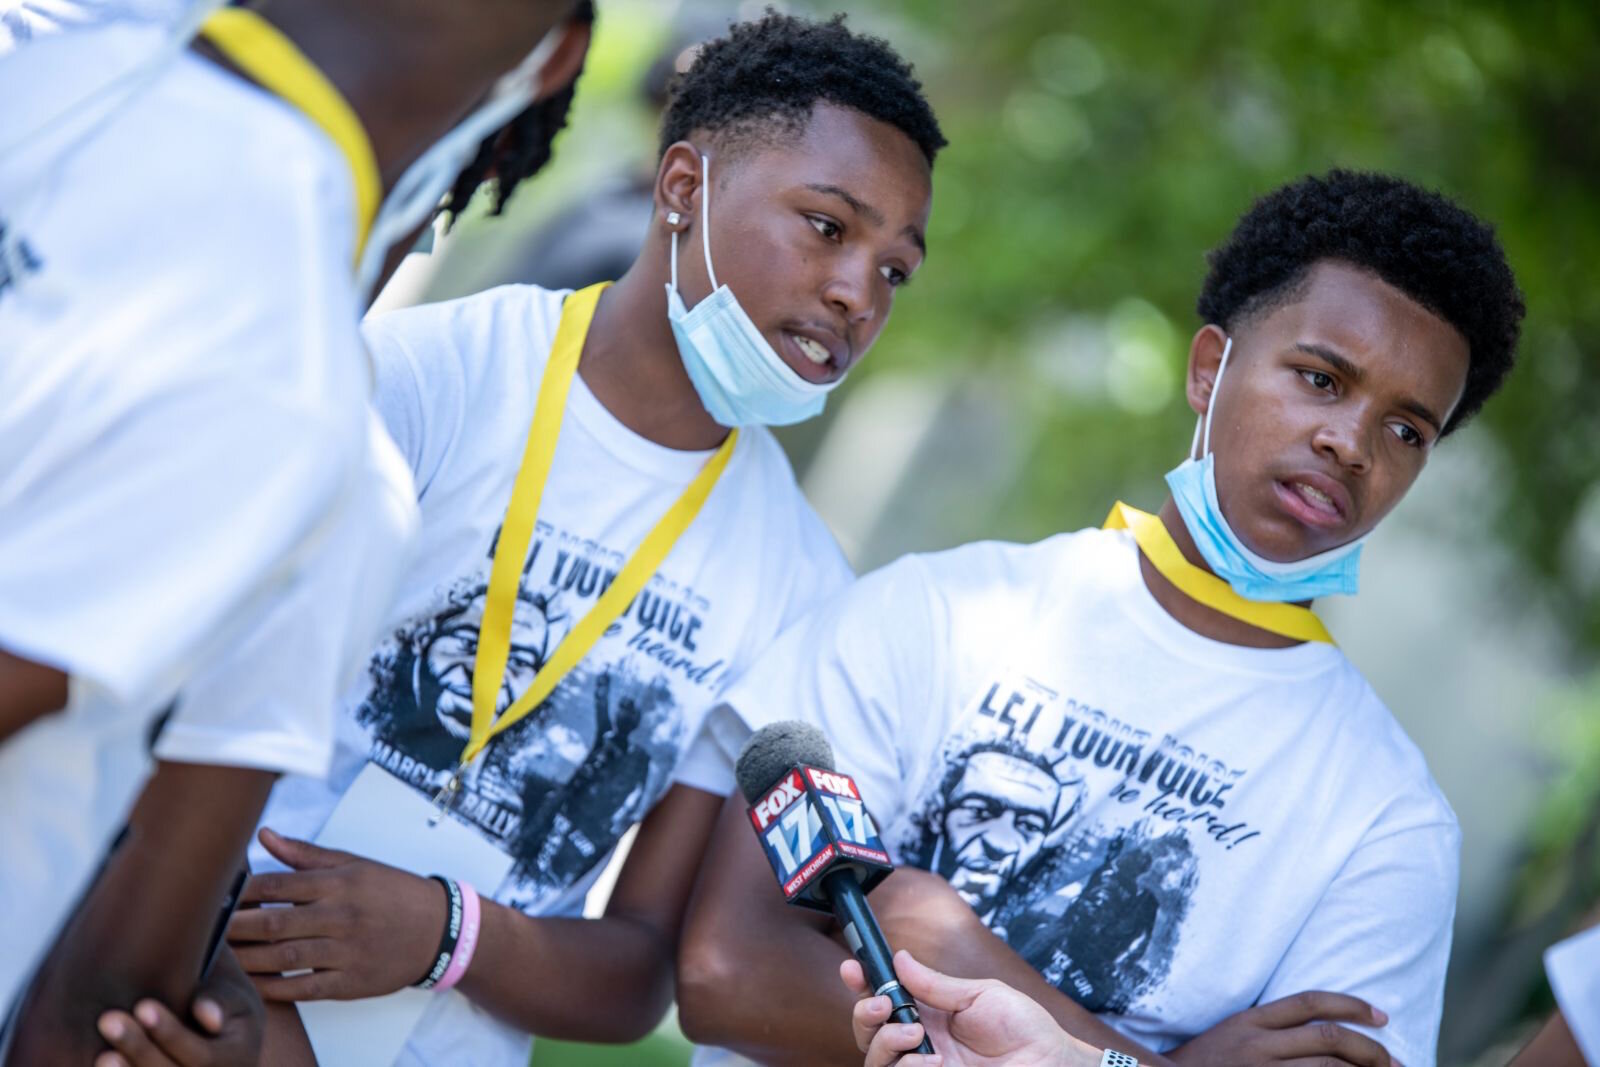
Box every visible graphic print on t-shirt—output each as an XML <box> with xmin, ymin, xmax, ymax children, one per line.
<box><xmin>895</xmin><ymin>670</ymin><xmax>1260</xmax><ymax>1015</ymax></box>
<box><xmin>354</xmin><ymin>519</ymin><xmax>731</xmax><ymax>912</ymax></box>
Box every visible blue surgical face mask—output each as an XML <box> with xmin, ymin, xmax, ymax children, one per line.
<box><xmin>665</xmin><ymin>154</ymin><xmax>843</xmax><ymax>428</ymax></box>
<box><xmin>1164</xmin><ymin>336</ymin><xmax>1369</xmax><ymax>602</ymax></box>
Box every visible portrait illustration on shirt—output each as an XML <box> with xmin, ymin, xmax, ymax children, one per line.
<box><xmin>355</xmin><ymin>557</ymin><xmax>686</xmax><ymax>912</ymax></box>
<box><xmin>899</xmin><ymin>730</ymin><xmax>1198</xmax><ymax>1015</ymax></box>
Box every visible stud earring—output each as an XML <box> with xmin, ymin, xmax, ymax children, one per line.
<box><xmin>666</xmin><ymin>211</ymin><xmax>682</xmax><ymax>226</ymax></box>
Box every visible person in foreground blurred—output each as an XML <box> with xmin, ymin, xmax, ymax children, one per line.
<box><xmin>677</xmin><ymin>170</ymin><xmax>1525</xmax><ymax>1067</ymax></box>
<box><xmin>222</xmin><ymin>13</ymin><xmax>942</xmax><ymax>1066</ymax></box>
<box><xmin>0</xmin><ymin>2</ymin><xmax>590</xmax><ymax>1062</ymax></box>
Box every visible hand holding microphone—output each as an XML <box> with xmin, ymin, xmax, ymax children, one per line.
<box><xmin>735</xmin><ymin>721</ymin><xmax>936</xmax><ymax>1057</ymax></box>
<box><xmin>843</xmin><ymin>949</ymin><xmax>1103</xmax><ymax>1067</ymax></box>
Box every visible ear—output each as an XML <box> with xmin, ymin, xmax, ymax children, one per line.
<box><xmin>654</xmin><ymin>141</ymin><xmax>705</xmax><ymax>231</ymax></box>
<box><xmin>530</xmin><ymin>19</ymin><xmax>592</xmax><ymax>103</ymax></box>
<box><xmin>1185</xmin><ymin>324</ymin><xmax>1230</xmax><ymax>419</ymax></box>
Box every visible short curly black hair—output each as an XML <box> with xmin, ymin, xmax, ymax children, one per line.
<box><xmin>658</xmin><ymin>11</ymin><xmax>945</xmax><ymax>167</ymax></box>
<box><xmin>1196</xmin><ymin>169</ymin><xmax>1524</xmax><ymax>434</ymax></box>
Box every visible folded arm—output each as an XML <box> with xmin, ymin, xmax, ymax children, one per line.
<box><xmin>6</xmin><ymin>760</ymin><xmax>274</xmax><ymax>1064</ymax></box>
<box><xmin>235</xmin><ymin>784</ymin><xmax>723</xmax><ymax>1044</ymax></box>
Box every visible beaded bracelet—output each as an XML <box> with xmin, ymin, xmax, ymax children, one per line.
<box><xmin>414</xmin><ymin>875</ymin><xmax>463</xmax><ymax>990</ymax></box>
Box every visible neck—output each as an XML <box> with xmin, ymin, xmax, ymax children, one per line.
<box><xmin>578</xmin><ymin>257</ymin><xmax>730</xmax><ymax>452</ymax></box>
<box><xmin>241</xmin><ymin>2</ymin><xmax>546</xmax><ymax>192</ymax></box>
<box><xmin>1140</xmin><ymin>497</ymin><xmax>1307</xmax><ymax>650</ymax></box>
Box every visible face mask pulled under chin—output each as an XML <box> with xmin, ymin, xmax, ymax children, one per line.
<box><xmin>354</xmin><ymin>25</ymin><xmax>564</xmax><ymax>299</ymax></box>
<box><xmin>664</xmin><ymin>154</ymin><xmax>843</xmax><ymax>428</ymax></box>
<box><xmin>1163</xmin><ymin>336</ymin><xmax>1369</xmax><ymax>602</ymax></box>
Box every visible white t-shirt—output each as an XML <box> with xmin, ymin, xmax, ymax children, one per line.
<box><xmin>1546</xmin><ymin>926</ymin><xmax>1600</xmax><ymax>1066</ymax></box>
<box><xmin>699</xmin><ymin>528</ymin><xmax>1460</xmax><ymax>1067</ymax></box>
<box><xmin>0</xmin><ymin>37</ymin><xmax>415</xmax><ymax>1017</ymax></box>
<box><xmin>254</xmin><ymin>284</ymin><xmax>854</xmax><ymax>1067</ymax></box>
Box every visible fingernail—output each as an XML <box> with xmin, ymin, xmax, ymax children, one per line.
<box><xmin>98</xmin><ymin>1015</ymin><xmax>123</xmax><ymax>1040</ymax></box>
<box><xmin>135</xmin><ymin>1002</ymin><xmax>158</xmax><ymax>1027</ymax></box>
<box><xmin>1372</xmin><ymin>1007</ymin><xmax>1389</xmax><ymax>1025</ymax></box>
<box><xmin>196</xmin><ymin>998</ymin><xmax>223</xmax><ymax>1031</ymax></box>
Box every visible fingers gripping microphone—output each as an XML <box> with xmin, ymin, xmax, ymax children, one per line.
<box><xmin>736</xmin><ymin>722</ymin><xmax>936</xmax><ymax>1056</ymax></box>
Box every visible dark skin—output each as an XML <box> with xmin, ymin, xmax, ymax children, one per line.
<box><xmin>5</xmin><ymin>762</ymin><xmax>273</xmax><ymax>1066</ymax></box>
<box><xmin>582</xmin><ymin>100</ymin><xmax>932</xmax><ymax>451</ymax></box>
<box><xmin>1511</xmin><ymin>1012</ymin><xmax>1585</xmax><ymax>1067</ymax></box>
<box><xmin>676</xmin><ymin>260</ymin><xmax>1473</xmax><ymax>1067</ymax></box>
<box><xmin>2</xmin><ymin>5</ymin><xmax>590</xmax><ymax>1064</ymax></box>
<box><xmin>233</xmin><ymin>102</ymin><xmax>931</xmax><ymax>1058</ymax></box>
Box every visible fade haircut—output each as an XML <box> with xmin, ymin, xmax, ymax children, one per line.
<box><xmin>657</xmin><ymin>10</ymin><xmax>945</xmax><ymax>167</ymax></box>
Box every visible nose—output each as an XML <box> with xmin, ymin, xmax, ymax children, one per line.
<box><xmin>980</xmin><ymin>817</ymin><xmax>1024</xmax><ymax>856</ymax></box>
<box><xmin>1312</xmin><ymin>408</ymin><xmax>1374</xmax><ymax>474</ymax></box>
<box><xmin>821</xmin><ymin>261</ymin><xmax>877</xmax><ymax>329</ymax></box>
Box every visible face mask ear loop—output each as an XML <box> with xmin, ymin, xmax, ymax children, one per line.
<box><xmin>699</xmin><ymin>154</ymin><xmax>719</xmax><ymax>291</ymax></box>
<box><xmin>1200</xmin><ymin>335</ymin><xmax>1233</xmax><ymax>457</ymax></box>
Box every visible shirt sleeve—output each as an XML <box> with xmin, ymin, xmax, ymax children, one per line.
<box><xmin>708</xmin><ymin>556</ymin><xmax>945</xmax><ymax>828</ymax></box>
<box><xmin>361</xmin><ymin>303</ymin><xmax>469</xmax><ymax>497</ymax></box>
<box><xmin>1545</xmin><ymin>926</ymin><xmax>1600</xmax><ymax>1066</ymax></box>
<box><xmin>154</xmin><ymin>410</ymin><xmax>418</xmax><ymax>777</ymax></box>
<box><xmin>1256</xmin><ymin>816</ymin><xmax>1461</xmax><ymax>1067</ymax></box>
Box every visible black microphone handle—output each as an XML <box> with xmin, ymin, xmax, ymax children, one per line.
<box><xmin>821</xmin><ymin>868</ymin><xmax>936</xmax><ymax>1056</ymax></box>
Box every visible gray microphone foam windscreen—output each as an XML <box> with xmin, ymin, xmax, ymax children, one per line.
<box><xmin>734</xmin><ymin>721</ymin><xmax>836</xmax><ymax>803</ymax></box>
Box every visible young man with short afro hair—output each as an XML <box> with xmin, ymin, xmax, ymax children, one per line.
<box><xmin>227</xmin><ymin>12</ymin><xmax>944</xmax><ymax>1065</ymax></box>
<box><xmin>678</xmin><ymin>170</ymin><xmax>1523</xmax><ymax>1067</ymax></box>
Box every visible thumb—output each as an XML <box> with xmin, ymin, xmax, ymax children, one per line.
<box><xmin>893</xmin><ymin>950</ymin><xmax>984</xmax><ymax>1014</ymax></box>
<box><xmin>258</xmin><ymin>826</ymin><xmax>347</xmax><ymax>870</ymax></box>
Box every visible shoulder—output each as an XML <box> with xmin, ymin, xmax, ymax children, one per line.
<box><xmin>363</xmin><ymin>284</ymin><xmax>566</xmax><ymax>370</ymax></box>
<box><xmin>908</xmin><ymin>526</ymin><xmax>1117</xmax><ymax>612</ymax></box>
<box><xmin>1321</xmin><ymin>665</ymin><xmax>1460</xmax><ymax>840</ymax></box>
<box><xmin>725</xmin><ymin>426</ymin><xmax>853</xmax><ymax>593</ymax></box>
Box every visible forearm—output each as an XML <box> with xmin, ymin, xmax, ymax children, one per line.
<box><xmin>455</xmin><ymin>901</ymin><xmax>676</xmax><ymax>1043</ymax></box>
<box><xmin>882</xmin><ymin>916</ymin><xmax>1171</xmax><ymax>1066</ymax></box>
<box><xmin>0</xmin><ymin>650</ymin><xmax>67</xmax><ymax>742</ymax></box>
<box><xmin>678</xmin><ymin>916</ymin><xmax>864</xmax><ymax>1067</ymax></box>
<box><xmin>6</xmin><ymin>760</ymin><xmax>274</xmax><ymax>1063</ymax></box>
<box><xmin>1511</xmin><ymin>1011</ymin><xmax>1584</xmax><ymax>1067</ymax></box>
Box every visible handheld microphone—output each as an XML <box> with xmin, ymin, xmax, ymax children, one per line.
<box><xmin>735</xmin><ymin>721</ymin><xmax>936</xmax><ymax>1056</ymax></box>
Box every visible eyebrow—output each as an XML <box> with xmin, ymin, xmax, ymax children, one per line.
<box><xmin>804</xmin><ymin>181</ymin><xmax>927</xmax><ymax>256</ymax></box>
<box><xmin>1293</xmin><ymin>342</ymin><xmax>1444</xmax><ymax>434</ymax></box>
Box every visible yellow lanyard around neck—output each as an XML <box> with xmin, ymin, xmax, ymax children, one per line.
<box><xmin>1104</xmin><ymin>501</ymin><xmax>1334</xmax><ymax>645</ymax></box>
<box><xmin>198</xmin><ymin>8</ymin><xmax>380</xmax><ymax>266</ymax></box>
<box><xmin>450</xmin><ymin>283</ymin><xmax>738</xmax><ymax>792</ymax></box>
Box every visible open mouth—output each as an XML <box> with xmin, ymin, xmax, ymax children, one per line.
<box><xmin>1273</xmin><ymin>478</ymin><xmax>1348</xmax><ymax>530</ymax></box>
<box><xmin>779</xmin><ymin>328</ymin><xmax>847</xmax><ymax>384</ymax></box>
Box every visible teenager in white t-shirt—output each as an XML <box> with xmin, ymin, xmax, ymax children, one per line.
<box><xmin>217</xmin><ymin>13</ymin><xmax>946</xmax><ymax>1066</ymax></box>
<box><xmin>0</xmin><ymin>4</ymin><xmax>591</xmax><ymax>1062</ymax></box>
<box><xmin>677</xmin><ymin>170</ymin><xmax>1527</xmax><ymax>1067</ymax></box>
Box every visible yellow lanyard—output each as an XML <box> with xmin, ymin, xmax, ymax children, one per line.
<box><xmin>1104</xmin><ymin>501</ymin><xmax>1334</xmax><ymax>645</ymax></box>
<box><xmin>440</xmin><ymin>283</ymin><xmax>737</xmax><ymax>806</ymax></box>
<box><xmin>197</xmin><ymin>8</ymin><xmax>380</xmax><ymax>265</ymax></box>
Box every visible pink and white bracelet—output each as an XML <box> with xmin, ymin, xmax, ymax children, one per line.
<box><xmin>432</xmin><ymin>880</ymin><xmax>481</xmax><ymax>993</ymax></box>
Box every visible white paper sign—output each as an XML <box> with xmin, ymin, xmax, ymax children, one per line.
<box><xmin>295</xmin><ymin>764</ymin><xmax>514</xmax><ymax>1067</ymax></box>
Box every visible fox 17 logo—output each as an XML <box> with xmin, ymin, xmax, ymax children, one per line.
<box><xmin>748</xmin><ymin>765</ymin><xmax>892</xmax><ymax>910</ymax></box>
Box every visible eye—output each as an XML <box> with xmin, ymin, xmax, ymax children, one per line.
<box><xmin>1388</xmin><ymin>421</ymin><xmax>1425</xmax><ymax>448</ymax></box>
<box><xmin>879</xmin><ymin>264</ymin><xmax>909</xmax><ymax>288</ymax></box>
<box><xmin>807</xmin><ymin>215</ymin><xmax>842</xmax><ymax>241</ymax></box>
<box><xmin>1298</xmin><ymin>368</ymin><xmax>1336</xmax><ymax>393</ymax></box>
